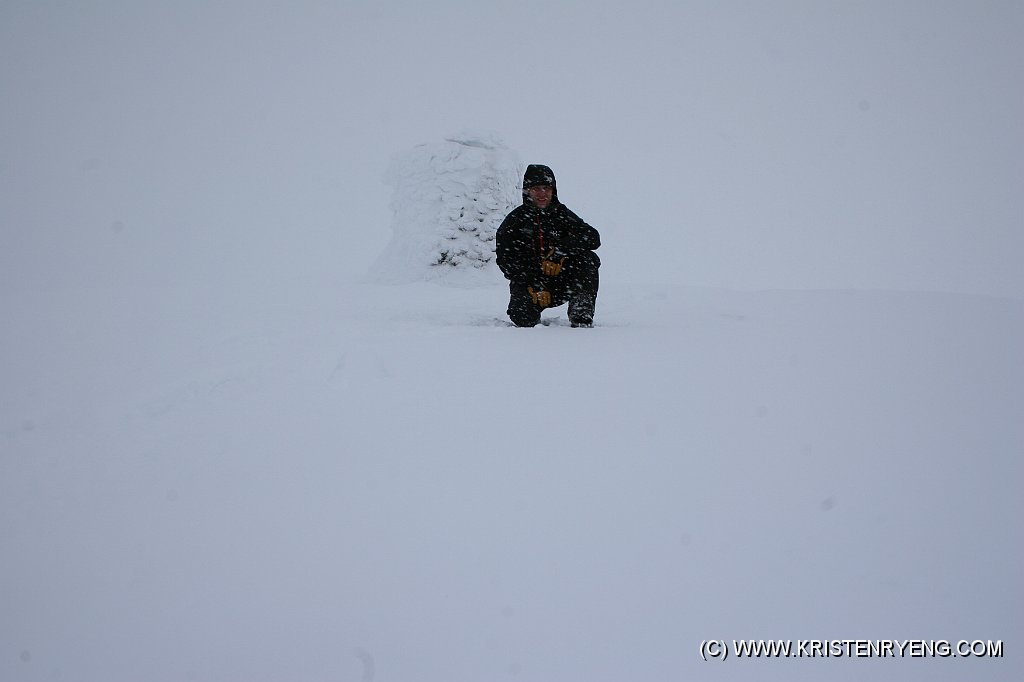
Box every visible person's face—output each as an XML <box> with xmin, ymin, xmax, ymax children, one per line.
<box><xmin>527</xmin><ymin>184</ymin><xmax>553</xmax><ymax>209</ymax></box>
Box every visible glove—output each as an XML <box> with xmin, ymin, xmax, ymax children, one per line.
<box><xmin>540</xmin><ymin>248</ymin><xmax>566</xmax><ymax>276</ymax></box>
<box><xmin>528</xmin><ymin>286</ymin><xmax>551</xmax><ymax>308</ymax></box>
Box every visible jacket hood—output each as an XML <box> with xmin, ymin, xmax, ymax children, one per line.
<box><xmin>521</xmin><ymin>164</ymin><xmax>558</xmax><ymax>206</ymax></box>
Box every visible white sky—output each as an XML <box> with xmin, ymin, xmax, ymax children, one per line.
<box><xmin>2</xmin><ymin>0</ymin><xmax>1021</xmax><ymax>296</ymax></box>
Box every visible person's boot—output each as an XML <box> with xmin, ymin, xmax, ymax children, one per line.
<box><xmin>568</xmin><ymin>293</ymin><xmax>595</xmax><ymax>328</ymax></box>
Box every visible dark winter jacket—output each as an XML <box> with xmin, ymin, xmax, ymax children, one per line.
<box><xmin>495</xmin><ymin>167</ymin><xmax>601</xmax><ymax>289</ymax></box>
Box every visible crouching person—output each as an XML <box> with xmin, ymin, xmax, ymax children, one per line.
<box><xmin>495</xmin><ymin>164</ymin><xmax>601</xmax><ymax>328</ymax></box>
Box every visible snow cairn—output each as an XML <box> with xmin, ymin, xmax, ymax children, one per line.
<box><xmin>374</xmin><ymin>132</ymin><xmax>522</xmax><ymax>285</ymax></box>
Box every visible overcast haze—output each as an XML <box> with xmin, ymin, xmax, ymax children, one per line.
<box><xmin>2</xmin><ymin>0</ymin><xmax>1021</xmax><ymax>297</ymax></box>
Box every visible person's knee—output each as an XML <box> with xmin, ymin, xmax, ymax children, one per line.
<box><xmin>511</xmin><ymin>316</ymin><xmax>539</xmax><ymax>328</ymax></box>
<box><xmin>508</xmin><ymin>300</ymin><xmax>540</xmax><ymax>327</ymax></box>
<box><xmin>507</xmin><ymin>284</ymin><xmax>541</xmax><ymax>327</ymax></box>
<box><xmin>565</xmin><ymin>253</ymin><xmax>599</xmax><ymax>294</ymax></box>
<box><xmin>509</xmin><ymin>309</ymin><xmax>540</xmax><ymax>327</ymax></box>
<box><xmin>578</xmin><ymin>251</ymin><xmax>600</xmax><ymax>270</ymax></box>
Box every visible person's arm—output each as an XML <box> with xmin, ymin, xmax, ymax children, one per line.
<box><xmin>495</xmin><ymin>211</ymin><xmax>542</xmax><ymax>285</ymax></box>
<box><xmin>552</xmin><ymin>207</ymin><xmax>601</xmax><ymax>254</ymax></box>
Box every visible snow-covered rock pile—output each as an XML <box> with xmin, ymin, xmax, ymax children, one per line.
<box><xmin>374</xmin><ymin>131</ymin><xmax>522</xmax><ymax>286</ymax></box>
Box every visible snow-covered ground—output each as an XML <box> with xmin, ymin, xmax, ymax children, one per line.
<box><xmin>3</xmin><ymin>2</ymin><xmax>1022</xmax><ymax>680</ymax></box>
<box><xmin>3</xmin><ymin>274</ymin><xmax>1022</xmax><ymax>681</ymax></box>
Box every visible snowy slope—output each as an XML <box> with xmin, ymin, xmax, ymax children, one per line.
<box><xmin>3</xmin><ymin>276</ymin><xmax>1022</xmax><ymax>682</ymax></box>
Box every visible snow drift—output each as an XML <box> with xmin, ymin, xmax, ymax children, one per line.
<box><xmin>374</xmin><ymin>132</ymin><xmax>522</xmax><ymax>287</ymax></box>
